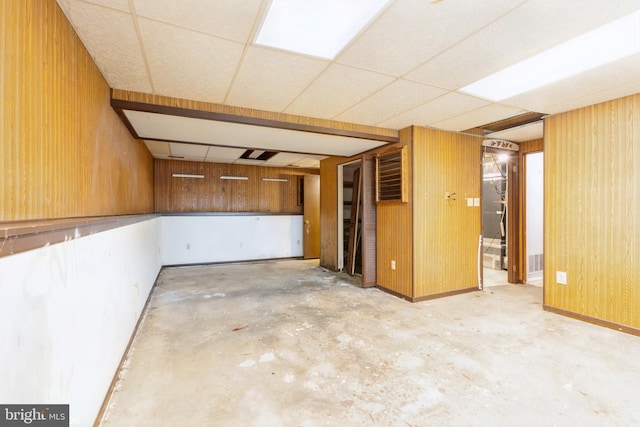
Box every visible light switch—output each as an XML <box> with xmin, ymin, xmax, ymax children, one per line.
<box><xmin>467</xmin><ymin>198</ymin><xmax>473</xmax><ymax>207</ymax></box>
<box><xmin>474</xmin><ymin>198</ymin><xmax>480</xmax><ymax>207</ymax></box>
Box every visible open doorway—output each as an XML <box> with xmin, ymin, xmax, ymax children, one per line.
<box><xmin>338</xmin><ymin>160</ymin><xmax>363</xmax><ymax>276</ymax></box>
<box><xmin>481</xmin><ymin>148</ymin><xmax>513</xmax><ymax>286</ymax></box>
<box><xmin>524</xmin><ymin>152</ymin><xmax>544</xmax><ymax>285</ymax></box>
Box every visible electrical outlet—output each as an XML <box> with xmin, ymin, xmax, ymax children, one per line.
<box><xmin>391</xmin><ymin>260</ymin><xmax>396</xmax><ymax>270</ymax></box>
<box><xmin>556</xmin><ymin>271</ymin><xmax>567</xmax><ymax>285</ymax></box>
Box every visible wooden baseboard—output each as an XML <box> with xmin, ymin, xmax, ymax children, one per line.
<box><xmin>543</xmin><ymin>304</ymin><xmax>640</xmax><ymax>337</ymax></box>
<box><xmin>375</xmin><ymin>285</ymin><xmax>478</xmax><ymax>303</ymax></box>
<box><xmin>412</xmin><ymin>286</ymin><xmax>478</xmax><ymax>302</ymax></box>
<box><xmin>375</xmin><ymin>285</ymin><xmax>413</xmax><ymax>302</ymax></box>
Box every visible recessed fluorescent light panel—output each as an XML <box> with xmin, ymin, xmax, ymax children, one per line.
<box><xmin>255</xmin><ymin>0</ymin><xmax>390</xmax><ymax>59</ymax></box>
<box><xmin>172</xmin><ymin>173</ymin><xmax>204</xmax><ymax>179</ymax></box>
<box><xmin>461</xmin><ymin>10</ymin><xmax>640</xmax><ymax>101</ymax></box>
<box><xmin>220</xmin><ymin>176</ymin><xmax>249</xmax><ymax>180</ymax></box>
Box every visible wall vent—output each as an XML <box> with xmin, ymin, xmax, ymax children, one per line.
<box><xmin>528</xmin><ymin>253</ymin><xmax>544</xmax><ymax>273</ymax></box>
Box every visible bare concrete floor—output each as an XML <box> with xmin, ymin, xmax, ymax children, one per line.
<box><xmin>100</xmin><ymin>260</ymin><xmax>640</xmax><ymax>427</ymax></box>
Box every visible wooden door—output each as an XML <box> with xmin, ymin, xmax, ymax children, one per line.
<box><xmin>360</xmin><ymin>155</ymin><xmax>377</xmax><ymax>287</ymax></box>
<box><xmin>303</xmin><ymin>174</ymin><xmax>320</xmax><ymax>259</ymax></box>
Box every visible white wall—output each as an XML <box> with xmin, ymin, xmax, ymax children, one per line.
<box><xmin>161</xmin><ymin>215</ymin><xmax>303</xmax><ymax>265</ymax></box>
<box><xmin>525</xmin><ymin>152</ymin><xmax>544</xmax><ymax>280</ymax></box>
<box><xmin>0</xmin><ymin>218</ymin><xmax>162</xmax><ymax>427</ymax></box>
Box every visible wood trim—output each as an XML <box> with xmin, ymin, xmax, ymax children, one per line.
<box><xmin>376</xmin><ymin>284</ymin><xmax>478</xmax><ymax>303</ymax></box>
<box><xmin>112</xmin><ymin>89</ymin><xmax>399</xmax><ymax>141</ymax></box>
<box><xmin>543</xmin><ymin>305</ymin><xmax>640</xmax><ymax>337</ymax></box>
<box><xmin>507</xmin><ymin>156</ymin><xmax>520</xmax><ymax>283</ymax></box>
<box><xmin>93</xmin><ymin>267</ymin><xmax>162</xmax><ymax>427</ymax></box>
<box><xmin>111</xmin><ymin>98</ymin><xmax>399</xmax><ymax>144</ymax></box>
<box><xmin>0</xmin><ymin>215</ymin><xmax>160</xmax><ymax>258</ymax></box>
<box><xmin>412</xmin><ymin>287</ymin><xmax>478</xmax><ymax>302</ymax></box>
<box><xmin>376</xmin><ymin>285</ymin><xmax>414</xmax><ymax>302</ymax></box>
<box><xmin>163</xmin><ymin>256</ymin><xmax>304</xmax><ymax>269</ymax></box>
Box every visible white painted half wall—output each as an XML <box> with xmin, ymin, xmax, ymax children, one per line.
<box><xmin>161</xmin><ymin>215</ymin><xmax>304</xmax><ymax>265</ymax></box>
<box><xmin>0</xmin><ymin>218</ymin><xmax>162</xmax><ymax>427</ymax></box>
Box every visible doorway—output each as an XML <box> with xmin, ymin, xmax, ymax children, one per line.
<box><xmin>524</xmin><ymin>152</ymin><xmax>544</xmax><ymax>285</ymax></box>
<box><xmin>481</xmin><ymin>149</ymin><xmax>513</xmax><ymax>286</ymax></box>
<box><xmin>338</xmin><ymin>160</ymin><xmax>362</xmax><ymax>274</ymax></box>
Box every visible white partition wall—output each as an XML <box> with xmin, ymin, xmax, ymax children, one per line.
<box><xmin>0</xmin><ymin>218</ymin><xmax>162</xmax><ymax>426</ymax></box>
<box><xmin>161</xmin><ymin>215</ymin><xmax>304</xmax><ymax>266</ymax></box>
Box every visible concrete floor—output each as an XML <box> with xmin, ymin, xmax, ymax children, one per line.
<box><xmin>100</xmin><ymin>260</ymin><xmax>640</xmax><ymax>427</ymax></box>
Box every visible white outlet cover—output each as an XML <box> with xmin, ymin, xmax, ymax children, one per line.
<box><xmin>556</xmin><ymin>271</ymin><xmax>567</xmax><ymax>285</ymax></box>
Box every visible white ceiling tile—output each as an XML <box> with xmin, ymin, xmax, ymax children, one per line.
<box><xmin>505</xmin><ymin>54</ymin><xmax>640</xmax><ymax>114</ymax></box>
<box><xmin>143</xmin><ymin>140</ymin><xmax>171</xmax><ymax>156</ymax></box>
<box><xmin>234</xmin><ymin>159</ymin><xmax>266</xmax><ymax>166</ymax></box>
<box><xmin>225</xmin><ymin>47</ymin><xmax>329</xmax><ymax>112</ymax></box>
<box><xmin>335</xmin><ymin>79</ymin><xmax>447</xmax><ymax>127</ymax></box>
<box><xmin>429</xmin><ymin>104</ymin><xmax>527</xmax><ymax>132</ymax></box>
<box><xmin>77</xmin><ymin>0</ymin><xmax>130</xmax><ymax>12</ymax></box>
<box><xmin>264</xmin><ymin>152</ymin><xmax>307</xmax><ymax>166</ymax></box>
<box><xmin>139</xmin><ymin>19</ymin><xmax>244</xmax><ymax>102</ymax></box>
<box><xmin>123</xmin><ymin>110</ymin><xmax>388</xmax><ymax>157</ymax></box>
<box><xmin>407</xmin><ymin>0</ymin><xmax>640</xmax><ymax>90</ymax></box>
<box><xmin>132</xmin><ymin>0</ymin><xmax>262</xmax><ymax>43</ymax></box>
<box><xmin>487</xmin><ymin>121</ymin><xmax>544</xmax><ymax>143</ymax></box>
<box><xmin>284</xmin><ymin>64</ymin><xmax>395</xmax><ymax>120</ymax></box>
<box><xmin>337</xmin><ymin>0</ymin><xmax>528</xmax><ymax>76</ymax></box>
<box><xmin>377</xmin><ymin>92</ymin><xmax>489</xmax><ymax>129</ymax></box>
<box><xmin>169</xmin><ymin>143</ymin><xmax>209</xmax><ymax>159</ymax></box>
<box><xmin>57</xmin><ymin>1</ymin><xmax>151</xmax><ymax>91</ymax></box>
<box><xmin>292</xmin><ymin>157</ymin><xmax>322</xmax><ymax>168</ymax></box>
<box><xmin>205</xmin><ymin>147</ymin><xmax>246</xmax><ymax>161</ymax></box>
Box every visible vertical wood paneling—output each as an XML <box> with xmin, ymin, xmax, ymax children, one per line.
<box><xmin>154</xmin><ymin>159</ymin><xmax>316</xmax><ymax>213</ymax></box>
<box><xmin>545</xmin><ymin>94</ymin><xmax>640</xmax><ymax>329</ymax></box>
<box><xmin>412</xmin><ymin>127</ymin><xmax>482</xmax><ymax>298</ymax></box>
<box><xmin>376</xmin><ymin>129</ymin><xmax>414</xmax><ymax>298</ymax></box>
<box><xmin>361</xmin><ymin>154</ymin><xmax>377</xmax><ymax>287</ymax></box>
<box><xmin>319</xmin><ymin>156</ymin><xmax>340</xmax><ymax>269</ymax></box>
<box><xmin>1</xmin><ymin>0</ymin><xmax>153</xmax><ymax>221</ymax></box>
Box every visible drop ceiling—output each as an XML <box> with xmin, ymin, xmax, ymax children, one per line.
<box><xmin>57</xmin><ymin>0</ymin><xmax>640</xmax><ymax>167</ymax></box>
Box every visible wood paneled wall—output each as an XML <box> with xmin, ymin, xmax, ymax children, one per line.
<box><xmin>112</xmin><ymin>89</ymin><xmax>398</xmax><ymax>141</ymax></box>
<box><xmin>155</xmin><ymin>159</ymin><xmax>317</xmax><ymax>213</ymax></box>
<box><xmin>544</xmin><ymin>94</ymin><xmax>640</xmax><ymax>330</ymax></box>
<box><xmin>1</xmin><ymin>0</ymin><xmax>153</xmax><ymax>221</ymax></box>
<box><xmin>412</xmin><ymin>127</ymin><xmax>482</xmax><ymax>298</ymax></box>
<box><xmin>376</xmin><ymin>129</ymin><xmax>414</xmax><ymax>298</ymax></box>
<box><xmin>319</xmin><ymin>156</ymin><xmax>341</xmax><ymax>269</ymax></box>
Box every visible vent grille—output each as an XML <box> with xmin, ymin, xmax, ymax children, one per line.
<box><xmin>528</xmin><ymin>253</ymin><xmax>544</xmax><ymax>273</ymax></box>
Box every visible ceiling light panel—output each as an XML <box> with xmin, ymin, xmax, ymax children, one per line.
<box><xmin>255</xmin><ymin>0</ymin><xmax>390</xmax><ymax>59</ymax></box>
<box><xmin>337</xmin><ymin>0</ymin><xmax>527</xmax><ymax>77</ymax></box>
<box><xmin>408</xmin><ymin>1</ymin><xmax>640</xmax><ymax>91</ymax></box>
<box><xmin>460</xmin><ymin>10</ymin><xmax>640</xmax><ymax>101</ymax></box>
